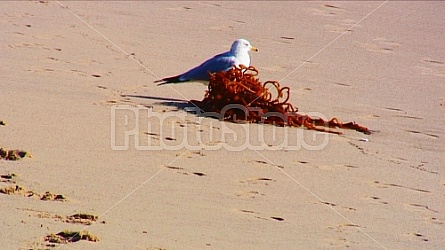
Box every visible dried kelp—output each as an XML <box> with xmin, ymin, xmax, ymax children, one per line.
<box><xmin>190</xmin><ymin>65</ymin><xmax>370</xmax><ymax>134</ymax></box>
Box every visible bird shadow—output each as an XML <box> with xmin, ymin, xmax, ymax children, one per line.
<box><xmin>122</xmin><ymin>94</ymin><xmax>200</xmax><ymax>112</ymax></box>
<box><xmin>122</xmin><ymin>94</ymin><xmax>185</xmax><ymax>103</ymax></box>
<box><xmin>122</xmin><ymin>94</ymin><xmax>225</xmax><ymax>120</ymax></box>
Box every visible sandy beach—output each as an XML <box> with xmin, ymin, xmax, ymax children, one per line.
<box><xmin>1</xmin><ymin>1</ymin><xmax>444</xmax><ymax>249</ymax></box>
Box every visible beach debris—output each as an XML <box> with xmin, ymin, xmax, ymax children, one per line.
<box><xmin>37</xmin><ymin>213</ymin><xmax>65</xmax><ymax>221</ymax></box>
<box><xmin>0</xmin><ymin>173</ymin><xmax>17</xmax><ymax>183</ymax></box>
<box><xmin>359</xmin><ymin>138</ymin><xmax>369</xmax><ymax>142</ymax></box>
<box><xmin>0</xmin><ymin>120</ymin><xmax>5</xmax><ymax>126</ymax></box>
<box><xmin>0</xmin><ymin>185</ymin><xmax>34</xmax><ymax>196</ymax></box>
<box><xmin>22</xmin><ymin>209</ymin><xmax>104</xmax><ymax>226</ymax></box>
<box><xmin>66</xmin><ymin>213</ymin><xmax>98</xmax><ymax>225</ymax></box>
<box><xmin>0</xmin><ymin>185</ymin><xmax>66</xmax><ymax>201</ymax></box>
<box><xmin>0</xmin><ymin>147</ymin><xmax>30</xmax><ymax>160</ymax></box>
<box><xmin>40</xmin><ymin>191</ymin><xmax>66</xmax><ymax>201</ymax></box>
<box><xmin>190</xmin><ymin>65</ymin><xmax>370</xmax><ymax>134</ymax></box>
<box><xmin>45</xmin><ymin>230</ymin><xmax>99</xmax><ymax>244</ymax></box>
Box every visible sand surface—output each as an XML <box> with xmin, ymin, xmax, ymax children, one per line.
<box><xmin>1</xmin><ymin>1</ymin><xmax>444</xmax><ymax>249</ymax></box>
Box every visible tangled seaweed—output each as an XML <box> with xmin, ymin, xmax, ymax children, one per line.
<box><xmin>190</xmin><ymin>65</ymin><xmax>370</xmax><ymax>135</ymax></box>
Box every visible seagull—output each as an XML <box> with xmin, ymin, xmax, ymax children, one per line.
<box><xmin>155</xmin><ymin>39</ymin><xmax>258</xmax><ymax>85</ymax></box>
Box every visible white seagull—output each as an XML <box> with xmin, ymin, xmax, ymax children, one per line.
<box><xmin>155</xmin><ymin>39</ymin><xmax>258</xmax><ymax>85</ymax></box>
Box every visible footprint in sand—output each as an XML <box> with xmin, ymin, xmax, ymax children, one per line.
<box><xmin>371</xmin><ymin>180</ymin><xmax>430</xmax><ymax>193</ymax></box>
<box><xmin>294</xmin><ymin>160</ymin><xmax>358</xmax><ymax>172</ymax></box>
<box><xmin>405</xmin><ymin>232</ymin><xmax>429</xmax><ymax>242</ymax></box>
<box><xmin>8</xmin><ymin>43</ymin><xmax>43</xmax><ymax>49</ymax></box>
<box><xmin>326</xmin><ymin>224</ymin><xmax>362</xmax><ymax>247</ymax></box>
<box><xmin>164</xmin><ymin>165</ymin><xmax>207</xmax><ymax>177</ymax></box>
<box><xmin>238</xmin><ymin>209</ymin><xmax>284</xmax><ymax>222</ymax></box>
<box><xmin>363</xmin><ymin>195</ymin><xmax>389</xmax><ymax>205</ymax></box>
<box><xmin>408</xmin><ymin>162</ymin><xmax>439</xmax><ymax>175</ymax></box>
<box><xmin>324</xmin><ymin>23</ymin><xmax>355</xmax><ymax>33</ymax></box>
<box><xmin>260</xmin><ymin>65</ymin><xmax>287</xmax><ymax>73</ymax></box>
<box><xmin>309</xmin><ymin>4</ymin><xmax>343</xmax><ymax>17</ymax></box>
<box><xmin>166</xmin><ymin>6</ymin><xmax>193</xmax><ymax>12</ymax></box>
<box><xmin>416</xmin><ymin>58</ymin><xmax>445</xmax><ymax>77</ymax></box>
<box><xmin>311</xmin><ymin>9</ymin><xmax>336</xmax><ymax>17</ymax></box>
<box><xmin>381</xmin><ymin>106</ymin><xmax>427</xmax><ymax>121</ymax></box>
<box><xmin>144</xmin><ymin>132</ymin><xmax>184</xmax><ymax>145</ymax></box>
<box><xmin>360</xmin><ymin>38</ymin><xmax>400</xmax><ymax>53</ymax></box>
<box><xmin>209</xmin><ymin>23</ymin><xmax>235</xmax><ymax>32</ymax></box>
<box><xmin>332</xmin><ymin>82</ymin><xmax>352</xmax><ymax>87</ymax></box>
<box><xmin>235</xmin><ymin>190</ymin><xmax>265</xmax><ymax>199</ymax></box>
<box><xmin>317</xmin><ymin>164</ymin><xmax>359</xmax><ymax>171</ymax></box>
<box><xmin>239</xmin><ymin>177</ymin><xmax>276</xmax><ymax>185</ymax></box>
<box><xmin>405</xmin><ymin>203</ymin><xmax>439</xmax><ymax>215</ymax></box>
<box><xmin>319</xmin><ymin>201</ymin><xmax>357</xmax><ymax>212</ymax></box>
<box><xmin>326</xmin><ymin>221</ymin><xmax>366</xmax><ymax>246</ymax></box>
<box><xmin>248</xmin><ymin>159</ymin><xmax>284</xmax><ymax>169</ymax></box>
<box><xmin>20</xmin><ymin>208</ymin><xmax>104</xmax><ymax>225</ymax></box>
<box><xmin>324</xmin><ymin>236</ymin><xmax>358</xmax><ymax>248</ymax></box>
<box><xmin>329</xmin><ymin>223</ymin><xmax>363</xmax><ymax>231</ymax></box>
<box><xmin>404</xmin><ymin>203</ymin><xmax>442</xmax><ymax>227</ymax></box>
<box><xmin>405</xmin><ymin>129</ymin><xmax>439</xmax><ymax>139</ymax></box>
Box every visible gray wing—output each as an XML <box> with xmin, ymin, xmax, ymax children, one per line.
<box><xmin>156</xmin><ymin>52</ymin><xmax>235</xmax><ymax>85</ymax></box>
<box><xmin>179</xmin><ymin>52</ymin><xmax>235</xmax><ymax>81</ymax></box>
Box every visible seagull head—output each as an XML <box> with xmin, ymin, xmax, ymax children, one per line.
<box><xmin>230</xmin><ymin>39</ymin><xmax>258</xmax><ymax>55</ymax></box>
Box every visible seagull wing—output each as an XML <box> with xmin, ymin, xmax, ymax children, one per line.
<box><xmin>156</xmin><ymin>52</ymin><xmax>235</xmax><ymax>85</ymax></box>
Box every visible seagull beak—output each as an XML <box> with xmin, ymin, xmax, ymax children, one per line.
<box><xmin>251</xmin><ymin>46</ymin><xmax>259</xmax><ymax>52</ymax></box>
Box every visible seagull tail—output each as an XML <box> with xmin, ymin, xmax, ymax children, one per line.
<box><xmin>154</xmin><ymin>75</ymin><xmax>187</xmax><ymax>85</ymax></box>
